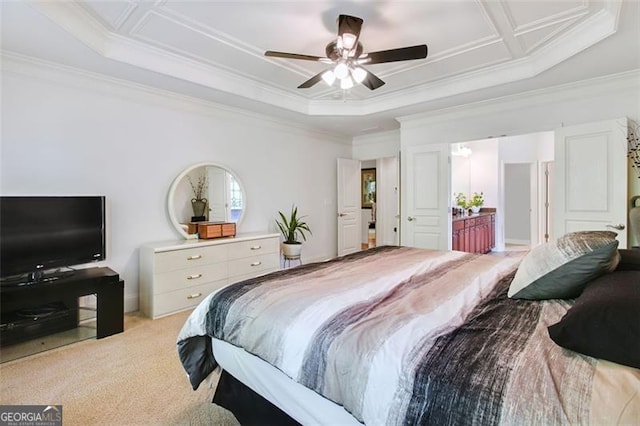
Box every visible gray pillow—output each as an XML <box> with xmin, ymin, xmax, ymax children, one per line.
<box><xmin>508</xmin><ymin>231</ymin><xmax>620</xmax><ymax>300</ymax></box>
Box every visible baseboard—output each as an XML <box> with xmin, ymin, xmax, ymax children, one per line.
<box><xmin>505</xmin><ymin>239</ymin><xmax>530</xmax><ymax>246</ymax></box>
<box><xmin>124</xmin><ymin>294</ymin><xmax>138</xmax><ymax>314</ymax></box>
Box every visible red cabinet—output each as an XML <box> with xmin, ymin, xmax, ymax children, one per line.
<box><xmin>452</xmin><ymin>212</ymin><xmax>495</xmax><ymax>254</ymax></box>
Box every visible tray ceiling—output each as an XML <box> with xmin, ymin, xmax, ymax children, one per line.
<box><xmin>1</xmin><ymin>1</ymin><xmax>638</xmax><ymax>137</ymax></box>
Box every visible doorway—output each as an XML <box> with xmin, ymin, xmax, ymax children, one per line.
<box><xmin>503</xmin><ymin>163</ymin><xmax>532</xmax><ymax>250</ymax></box>
<box><xmin>337</xmin><ymin>156</ymin><xmax>400</xmax><ymax>256</ymax></box>
<box><xmin>360</xmin><ymin>157</ymin><xmax>400</xmax><ymax>250</ymax></box>
<box><xmin>449</xmin><ymin>132</ymin><xmax>554</xmax><ymax>251</ymax></box>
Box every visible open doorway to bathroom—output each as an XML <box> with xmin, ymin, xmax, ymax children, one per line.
<box><xmin>449</xmin><ymin>131</ymin><xmax>554</xmax><ymax>252</ymax></box>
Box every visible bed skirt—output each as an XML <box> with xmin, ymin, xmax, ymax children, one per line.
<box><xmin>214</xmin><ymin>369</ymin><xmax>300</xmax><ymax>426</ymax></box>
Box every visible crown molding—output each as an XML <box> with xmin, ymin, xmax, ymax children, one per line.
<box><xmin>352</xmin><ymin>129</ymin><xmax>400</xmax><ymax>146</ymax></box>
<box><xmin>0</xmin><ymin>51</ymin><xmax>350</xmax><ymax>144</ymax></box>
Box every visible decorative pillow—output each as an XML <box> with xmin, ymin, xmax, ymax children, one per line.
<box><xmin>508</xmin><ymin>231</ymin><xmax>620</xmax><ymax>300</ymax></box>
<box><xmin>616</xmin><ymin>248</ymin><xmax>640</xmax><ymax>271</ymax></box>
<box><xmin>547</xmin><ymin>270</ymin><xmax>640</xmax><ymax>368</ymax></box>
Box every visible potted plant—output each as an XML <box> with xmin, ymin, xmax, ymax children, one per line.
<box><xmin>469</xmin><ymin>192</ymin><xmax>484</xmax><ymax>213</ymax></box>
<box><xmin>454</xmin><ymin>192</ymin><xmax>467</xmax><ymax>209</ymax></box>
<box><xmin>275</xmin><ymin>205</ymin><xmax>312</xmax><ymax>257</ymax></box>
<box><xmin>188</xmin><ymin>174</ymin><xmax>208</xmax><ymax>220</ymax></box>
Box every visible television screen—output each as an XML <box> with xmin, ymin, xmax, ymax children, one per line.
<box><xmin>0</xmin><ymin>196</ymin><xmax>106</xmax><ymax>281</ymax></box>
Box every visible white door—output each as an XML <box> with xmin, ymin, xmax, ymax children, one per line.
<box><xmin>402</xmin><ymin>144</ymin><xmax>450</xmax><ymax>250</ymax></box>
<box><xmin>554</xmin><ymin>118</ymin><xmax>628</xmax><ymax>247</ymax></box>
<box><xmin>337</xmin><ymin>158</ymin><xmax>362</xmax><ymax>256</ymax></box>
<box><xmin>376</xmin><ymin>156</ymin><xmax>401</xmax><ymax>246</ymax></box>
<box><xmin>208</xmin><ymin>167</ymin><xmax>227</xmax><ymax>222</ymax></box>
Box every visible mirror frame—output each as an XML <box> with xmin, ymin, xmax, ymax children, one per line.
<box><xmin>167</xmin><ymin>162</ymin><xmax>246</xmax><ymax>239</ymax></box>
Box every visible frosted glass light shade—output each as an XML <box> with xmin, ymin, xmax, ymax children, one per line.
<box><xmin>334</xmin><ymin>62</ymin><xmax>349</xmax><ymax>79</ymax></box>
<box><xmin>352</xmin><ymin>67</ymin><xmax>367</xmax><ymax>83</ymax></box>
<box><xmin>340</xmin><ymin>76</ymin><xmax>354</xmax><ymax>90</ymax></box>
<box><xmin>342</xmin><ymin>33</ymin><xmax>357</xmax><ymax>50</ymax></box>
<box><xmin>321</xmin><ymin>70</ymin><xmax>336</xmax><ymax>86</ymax></box>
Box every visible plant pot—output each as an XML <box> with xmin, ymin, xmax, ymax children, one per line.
<box><xmin>191</xmin><ymin>198</ymin><xmax>208</xmax><ymax>218</ymax></box>
<box><xmin>471</xmin><ymin>206</ymin><xmax>481</xmax><ymax>214</ymax></box>
<box><xmin>281</xmin><ymin>242</ymin><xmax>302</xmax><ymax>258</ymax></box>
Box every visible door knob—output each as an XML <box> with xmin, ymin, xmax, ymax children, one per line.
<box><xmin>407</xmin><ymin>216</ymin><xmax>416</xmax><ymax>222</ymax></box>
<box><xmin>338</xmin><ymin>212</ymin><xmax>347</xmax><ymax>217</ymax></box>
<box><xmin>606</xmin><ymin>224</ymin><xmax>625</xmax><ymax>230</ymax></box>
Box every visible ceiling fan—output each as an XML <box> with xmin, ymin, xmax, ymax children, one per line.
<box><xmin>265</xmin><ymin>15</ymin><xmax>428</xmax><ymax>91</ymax></box>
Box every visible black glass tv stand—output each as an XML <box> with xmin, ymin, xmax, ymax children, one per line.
<box><xmin>0</xmin><ymin>267</ymin><xmax>124</xmax><ymax>347</ymax></box>
<box><xmin>0</xmin><ymin>267</ymin><xmax>79</xmax><ymax>288</ymax></box>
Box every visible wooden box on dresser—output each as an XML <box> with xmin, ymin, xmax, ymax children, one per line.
<box><xmin>139</xmin><ymin>232</ymin><xmax>280</xmax><ymax>319</ymax></box>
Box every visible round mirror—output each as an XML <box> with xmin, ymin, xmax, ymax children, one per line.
<box><xmin>167</xmin><ymin>162</ymin><xmax>246</xmax><ymax>239</ymax></box>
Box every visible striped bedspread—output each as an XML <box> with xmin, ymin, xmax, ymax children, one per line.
<box><xmin>177</xmin><ymin>246</ymin><xmax>640</xmax><ymax>425</ymax></box>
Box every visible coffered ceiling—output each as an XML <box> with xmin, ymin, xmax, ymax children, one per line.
<box><xmin>1</xmin><ymin>1</ymin><xmax>638</xmax><ymax>137</ymax></box>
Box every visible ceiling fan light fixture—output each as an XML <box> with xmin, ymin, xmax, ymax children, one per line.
<box><xmin>340</xmin><ymin>76</ymin><xmax>354</xmax><ymax>90</ymax></box>
<box><xmin>321</xmin><ymin>70</ymin><xmax>336</xmax><ymax>86</ymax></box>
<box><xmin>351</xmin><ymin>67</ymin><xmax>367</xmax><ymax>83</ymax></box>
<box><xmin>265</xmin><ymin>14</ymin><xmax>428</xmax><ymax>91</ymax></box>
<box><xmin>334</xmin><ymin>61</ymin><xmax>349</xmax><ymax>79</ymax></box>
<box><xmin>342</xmin><ymin>33</ymin><xmax>357</xmax><ymax>50</ymax></box>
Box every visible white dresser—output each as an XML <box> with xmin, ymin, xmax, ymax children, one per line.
<box><xmin>139</xmin><ymin>232</ymin><xmax>280</xmax><ymax>319</ymax></box>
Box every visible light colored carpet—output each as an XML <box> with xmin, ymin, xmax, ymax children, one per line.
<box><xmin>0</xmin><ymin>310</ymin><xmax>240</xmax><ymax>425</ymax></box>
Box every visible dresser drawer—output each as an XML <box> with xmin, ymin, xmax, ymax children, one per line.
<box><xmin>154</xmin><ymin>244</ymin><xmax>228</xmax><ymax>273</ymax></box>
<box><xmin>152</xmin><ymin>278</ymin><xmax>228</xmax><ymax>318</ymax></box>
<box><xmin>227</xmin><ymin>237</ymin><xmax>279</xmax><ymax>260</ymax></box>
<box><xmin>228</xmin><ymin>253</ymin><xmax>279</xmax><ymax>279</ymax></box>
<box><xmin>140</xmin><ymin>233</ymin><xmax>281</xmax><ymax>319</ymax></box>
<box><xmin>153</xmin><ymin>263</ymin><xmax>228</xmax><ymax>294</ymax></box>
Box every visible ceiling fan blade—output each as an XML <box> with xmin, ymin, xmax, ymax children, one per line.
<box><xmin>338</xmin><ymin>14</ymin><xmax>363</xmax><ymax>37</ymax></box>
<box><xmin>265</xmin><ymin>51</ymin><xmax>325</xmax><ymax>62</ymax></box>
<box><xmin>297</xmin><ymin>71</ymin><xmax>325</xmax><ymax>89</ymax></box>
<box><xmin>359</xmin><ymin>69</ymin><xmax>386</xmax><ymax>91</ymax></box>
<box><xmin>338</xmin><ymin>15</ymin><xmax>363</xmax><ymax>49</ymax></box>
<box><xmin>360</xmin><ymin>44</ymin><xmax>428</xmax><ymax>64</ymax></box>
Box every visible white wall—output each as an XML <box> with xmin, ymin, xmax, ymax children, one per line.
<box><xmin>352</xmin><ymin>130</ymin><xmax>400</xmax><ymax>161</ymax></box>
<box><xmin>1</xmin><ymin>58</ymin><xmax>351</xmax><ymax>312</ymax></box>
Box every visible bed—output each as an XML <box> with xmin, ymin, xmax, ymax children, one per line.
<box><xmin>177</xmin><ymin>232</ymin><xmax>640</xmax><ymax>425</ymax></box>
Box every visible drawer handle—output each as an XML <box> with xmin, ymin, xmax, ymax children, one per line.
<box><xmin>251</xmin><ymin>261</ymin><xmax>262</xmax><ymax>267</ymax></box>
<box><xmin>250</xmin><ymin>245</ymin><xmax>262</xmax><ymax>250</ymax></box>
<box><xmin>187</xmin><ymin>293</ymin><xmax>202</xmax><ymax>299</ymax></box>
<box><xmin>187</xmin><ymin>255</ymin><xmax>202</xmax><ymax>260</ymax></box>
<box><xmin>187</xmin><ymin>274</ymin><xmax>203</xmax><ymax>280</ymax></box>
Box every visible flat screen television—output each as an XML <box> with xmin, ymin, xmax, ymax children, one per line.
<box><xmin>0</xmin><ymin>196</ymin><xmax>106</xmax><ymax>285</ymax></box>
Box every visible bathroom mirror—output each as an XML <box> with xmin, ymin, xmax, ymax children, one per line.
<box><xmin>167</xmin><ymin>162</ymin><xmax>246</xmax><ymax>239</ymax></box>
